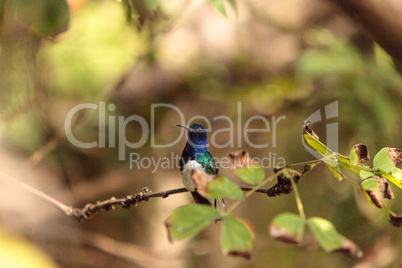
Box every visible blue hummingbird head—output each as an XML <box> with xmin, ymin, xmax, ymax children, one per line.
<box><xmin>176</xmin><ymin>123</ymin><xmax>208</xmax><ymax>146</ymax></box>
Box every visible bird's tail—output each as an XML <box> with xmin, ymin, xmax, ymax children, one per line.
<box><xmin>214</xmin><ymin>198</ymin><xmax>226</xmax><ymax>216</ymax></box>
<box><xmin>191</xmin><ymin>191</ymin><xmax>212</xmax><ymax>206</ymax></box>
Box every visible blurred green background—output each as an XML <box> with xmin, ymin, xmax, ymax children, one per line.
<box><xmin>0</xmin><ymin>0</ymin><xmax>401</xmax><ymax>267</ymax></box>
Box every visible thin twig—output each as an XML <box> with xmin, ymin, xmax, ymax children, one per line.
<box><xmin>227</xmin><ymin>170</ymin><xmax>286</xmax><ymax>214</ymax></box>
<box><xmin>0</xmin><ymin>171</ymin><xmax>70</xmax><ymax>212</ymax></box>
<box><xmin>287</xmin><ymin>159</ymin><xmax>322</xmax><ymax>169</ymax></box>
<box><xmin>68</xmin><ymin>185</ymin><xmax>293</xmax><ymax>221</ymax></box>
<box><xmin>1</xmin><ymin>163</ymin><xmax>319</xmax><ymax>221</ymax></box>
<box><xmin>66</xmin><ymin>187</ymin><xmax>189</xmax><ymax>221</ymax></box>
<box><xmin>289</xmin><ymin>170</ymin><xmax>306</xmax><ymax>222</ymax></box>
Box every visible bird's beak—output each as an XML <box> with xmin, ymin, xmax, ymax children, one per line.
<box><xmin>176</xmin><ymin>124</ymin><xmax>190</xmax><ymax>131</ymax></box>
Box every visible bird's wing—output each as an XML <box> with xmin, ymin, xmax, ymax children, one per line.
<box><xmin>196</xmin><ymin>151</ymin><xmax>219</xmax><ymax>175</ymax></box>
<box><xmin>179</xmin><ymin>155</ymin><xmax>185</xmax><ymax>173</ymax></box>
<box><xmin>191</xmin><ymin>192</ymin><xmax>212</xmax><ymax>206</ymax></box>
<box><xmin>179</xmin><ymin>143</ymin><xmax>193</xmax><ymax>174</ymax></box>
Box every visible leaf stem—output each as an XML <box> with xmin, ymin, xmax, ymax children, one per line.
<box><xmin>287</xmin><ymin>159</ymin><xmax>323</xmax><ymax>169</ymax></box>
<box><xmin>338</xmin><ymin>171</ymin><xmax>361</xmax><ymax>189</ymax></box>
<box><xmin>226</xmin><ymin>169</ymin><xmax>285</xmax><ymax>214</ymax></box>
<box><xmin>289</xmin><ymin>170</ymin><xmax>306</xmax><ymax>222</ymax></box>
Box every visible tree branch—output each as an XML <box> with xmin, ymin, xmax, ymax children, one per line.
<box><xmin>67</xmin><ymin>187</ymin><xmax>189</xmax><ymax>221</ymax></box>
<box><xmin>68</xmin><ymin>173</ymin><xmax>308</xmax><ymax>221</ymax></box>
<box><xmin>2</xmin><ymin>165</ymin><xmax>312</xmax><ymax>222</ymax></box>
<box><xmin>68</xmin><ymin>185</ymin><xmax>293</xmax><ymax>221</ymax></box>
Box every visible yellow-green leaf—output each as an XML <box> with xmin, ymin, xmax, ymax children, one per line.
<box><xmin>337</xmin><ymin>156</ymin><xmax>362</xmax><ymax>174</ymax></box>
<box><xmin>378</xmin><ymin>169</ymin><xmax>402</xmax><ymax>189</ymax></box>
<box><xmin>374</xmin><ymin>148</ymin><xmax>396</xmax><ymax>173</ymax></box>
<box><xmin>360</xmin><ymin>169</ymin><xmax>375</xmax><ymax>179</ymax></box>
<box><xmin>208</xmin><ymin>176</ymin><xmax>243</xmax><ymax>200</ymax></box>
<box><xmin>361</xmin><ymin>177</ymin><xmax>387</xmax><ymax>208</ymax></box>
<box><xmin>304</xmin><ymin>134</ymin><xmax>333</xmax><ymax>157</ymax></box>
<box><xmin>235</xmin><ymin>164</ymin><xmax>265</xmax><ymax>185</ymax></box>
<box><xmin>221</xmin><ymin>215</ymin><xmax>255</xmax><ymax>259</ymax></box>
<box><xmin>0</xmin><ymin>228</ymin><xmax>59</xmax><ymax>268</ymax></box>
<box><xmin>269</xmin><ymin>213</ymin><xmax>304</xmax><ymax>244</ymax></box>
<box><xmin>164</xmin><ymin>205</ymin><xmax>219</xmax><ymax>242</ymax></box>
<box><xmin>227</xmin><ymin>0</ymin><xmax>237</xmax><ymax>12</ymax></box>
<box><xmin>349</xmin><ymin>144</ymin><xmax>369</xmax><ymax>165</ymax></box>
<box><xmin>307</xmin><ymin>217</ymin><xmax>362</xmax><ymax>258</ymax></box>
<box><xmin>327</xmin><ymin>166</ymin><xmax>343</xmax><ymax>181</ymax></box>
<box><xmin>211</xmin><ymin>0</ymin><xmax>227</xmax><ymax>17</ymax></box>
<box><xmin>392</xmin><ymin>168</ymin><xmax>402</xmax><ymax>183</ymax></box>
<box><xmin>383</xmin><ymin>205</ymin><xmax>402</xmax><ymax>227</ymax></box>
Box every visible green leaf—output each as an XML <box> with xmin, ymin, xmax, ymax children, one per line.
<box><xmin>361</xmin><ymin>175</ymin><xmax>395</xmax><ymax>206</ymax></box>
<box><xmin>378</xmin><ymin>169</ymin><xmax>402</xmax><ymax>189</ymax></box>
<box><xmin>208</xmin><ymin>176</ymin><xmax>243</xmax><ymax>200</ymax></box>
<box><xmin>327</xmin><ymin>166</ymin><xmax>342</xmax><ymax>181</ymax></box>
<box><xmin>307</xmin><ymin>217</ymin><xmax>363</xmax><ymax>258</ymax></box>
<box><xmin>349</xmin><ymin>144</ymin><xmax>369</xmax><ymax>165</ymax></box>
<box><xmin>227</xmin><ymin>0</ymin><xmax>237</xmax><ymax>12</ymax></box>
<box><xmin>304</xmin><ymin>134</ymin><xmax>333</xmax><ymax>157</ymax></box>
<box><xmin>361</xmin><ymin>178</ymin><xmax>380</xmax><ymax>191</ymax></box>
<box><xmin>374</xmin><ymin>43</ymin><xmax>396</xmax><ymax>71</ymax></box>
<box><xmin>392</xmin><ymin>168</ymin><xmax>402</xmax><ymax>182</ymax></box>
<box><xmin>383</xmin><ymin>205</ymin><xmax>402</xmax><ymax>227</ymax></box>
<box><xmin>164</xmin><ymin>205</ymin><xmax>219</xmax><ymax>242</ymax></box>
<box><xmin>211</xmin><ymin>0</ymin><xmax>227</xmax><ymax>17</ymax></box>
<box><xmin>360</xmin><ymin>169</ymin><xmax>375</xmax><ymax>179</ymax></box>
<box><xmin>307</xmin><ymin>217</ymin><xmax>343</xmax><ymax>252</ymax></box>
<box><xmin>374</xmin><ymin>148</ymin><xmax>396</xmax><ymax>173</ymax></box>
<box><xmin>235</xmin><ymin>164</ymin><xmax>265</xmax><ymax>185</ymax></box>
<box><xmin>221</xmin><ymin>215</ymin><xmax>255</xmax><ymax>259</ymax></box>
<box><xmin>361</xmin><ymin>178</ymin><xmax>382</xmax><ymax>208</ymax></box>
<box><xmin>270</xmin><ymin>213</ymin><xmax>304</xmax><ymax>244</ymax></box>
<box><xmin>336</xmin><ymin>156</ymin><xmax>362</xmax><ymax>174</ymax></box>
<box><xmin>361</xmin><ymin>176</ymin><xmax>394</xmax><ymax>208</ymax></box>
<box><xmin>349</xmin><ymin>149</ymin><xmax>359</xmax><ymax>166</ymax></box>
<box><xmin>34</xmin><ymin>0</ymin><xmax>70</xmax><ymax>37</ymax></box>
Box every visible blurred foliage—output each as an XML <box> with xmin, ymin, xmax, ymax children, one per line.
<box><xmin>0</xmin><ymin>0</ymin><xmax>401</xmax><ymax>267</ymax></box>
<box><xmin>0</xmin><ymin>0</ymin><xmax>69</xmax><ymax>38</ymax></box>
<box><xmin>296</xmin><ymin>29</ymin><xmax>402</xmax><ymax>149</ymax></box>
<box><xmin>40</xmin><ymin>1</ymin><xmax>141</xmax><ymax>99</ymax></box>
<box><xmin>0</xmin><ymin>227</ymin><xmax>58</xmax><ymax>268</ymax></box>
<box><xmin>210</xmin><ymin>0</ymin><xmax>237</xmax><ymax>18</ymax></box>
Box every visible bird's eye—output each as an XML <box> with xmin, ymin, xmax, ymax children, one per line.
<box><xmin>197</xmin><ymin>127</ymin><xmax>202</xmax><ymax>132</ymax></box>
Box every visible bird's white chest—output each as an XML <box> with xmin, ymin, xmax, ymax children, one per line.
<box><xmin>182</xmin><ymin>160</ymin><xmax>205</xmax><ymax>191</ymax></box>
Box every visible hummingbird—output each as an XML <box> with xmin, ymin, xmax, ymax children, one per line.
<box><xmin>177</xmin><ymin>124</ymin><xmax>225</xmax><ymax>210</ymax></box>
